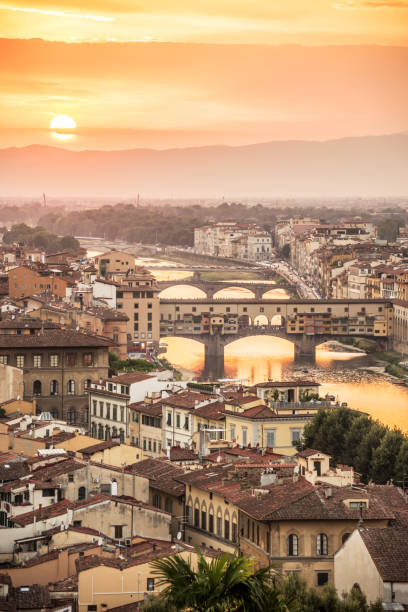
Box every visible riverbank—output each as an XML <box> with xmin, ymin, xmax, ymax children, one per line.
<box><xmin>334</xmin><ymin>337</ymin><xmax>408</xmax><ymax>381</ymax></box>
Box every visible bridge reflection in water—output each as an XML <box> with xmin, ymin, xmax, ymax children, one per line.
<box><xmin>160</xmin><ymin>335</ymin><xmax>295</xmax><ymax>381</ymax></box>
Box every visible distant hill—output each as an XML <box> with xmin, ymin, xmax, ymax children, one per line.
<box><xmin>1</xmin><ymin>133</ymin><xmax>407</xmax><ymax>197</ymax></box>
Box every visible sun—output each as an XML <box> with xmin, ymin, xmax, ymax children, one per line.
<box><xmin>50</xmin><ymin>115</ymin><xmax>76</xmax><ymax>140</ymax></box>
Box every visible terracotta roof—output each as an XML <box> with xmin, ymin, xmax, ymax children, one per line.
<box><xmin>255</xmin><ymin>380</ymin><xmax>319</xmax><ymax>388</ymax></box>
<box><xmin>105</xmin><ymin>372</ymin><xmax>153</xmax><ymax>384</ymax></box>
<box><xmin>194</xmin><ymin>401</ymin><xmax>225</xmax><ymax>420</ymax></box>
<box><xmin>168</xmin><ymin>446</ymin><xmax>198</xmax><ymax>462</ymax></box>
<box><xmin>162</xmin><ymin>391</ymin><xmax>217</xmax><ymax>410</ymax></box>
<box><xmin>223</xmin><ymin>392</ymin><xmax>259</xmax><ymax>405</ymax></box>
<box><xmin>237</xmin><ymin>482</ymin><xmax>405</xmax><ymax>522</ymax></box>
<box><xmin>359</xmin><ymin>527</ymin><xmax>408</xmax><ymax>582</ymax></box>
<box><xmin>0</xmin><ymin>329</ymin><xmax>114</xmax><ymax>348</ymax></box>
<box><xmin>0</xmin><ymin>319</ymin><xmax>60</xmax><ymax>329</ymax></box>
<box><xmin>129</xmin><ymin>401</ymin><xmax>163</xmax><ymax>417</ymax></box>
<box><xmin>297</xmin><ymin>448</ymin><xmax>330</xmax><ymax>458</ymax></box>
<box><xmin>11</xmin><ymin>584</ymin><xmax>51</xmax><ymax>609</ymax></box>
<box><xmin>79</xmin><ymin>440</ymin><xmax>120</xmax><ymax>455</ymax></box>
<box><xmin>12</xmin><ymin>499</ymin><xmax>74</xmax><ymax>526</ymax></box>
<box><xmin>125</xmin><ymin>458</ymin><xmax>185</xmax><ymax>496</ymax></box>
<box><xmin>0</xmin><ymin>461</ymin><xmax>29</xmax><ymax>482</ymax></box>
<box><xmin>32</xmin><ymin>458</ymin><xmax>86</xmax><ymax>480</ymax></box>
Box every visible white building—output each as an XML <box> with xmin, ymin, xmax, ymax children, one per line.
<box><xmin>335</xmin><ymin>527</ymin><xmax>408</xmax><ymax>608</ymax></box>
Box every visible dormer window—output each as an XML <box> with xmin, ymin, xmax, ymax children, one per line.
<box><xmin>349</xmin><ymin>501</ymin><xmax>367</xmax><ymax>509</ymax></box>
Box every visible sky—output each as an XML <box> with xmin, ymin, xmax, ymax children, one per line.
<box><xmin>1</xmin><ymin>0</ymin><xmax>408</xmax><ymax>150</ymax></box>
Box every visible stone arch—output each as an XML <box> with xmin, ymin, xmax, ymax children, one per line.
<box><xmin>254</xmin><ymin>314</ymin><xmax>268</xmax><ymax>326</ymax></box>
<box><xmin>194</xmin><ymin>497</ymin><xmax>200</xmax><ymax>528</ymax></box>
<box><xmin>271</xmin><ymin>314</ymin><xmax>284</xmax><ymax>326</ymax></box>
<box><xmin>159</xmin><ymin>284</ymin><xmax>207</xmax><ymax>300</ymax></box>
<box><xmin>213</xmin><ymin>286</ymin><xmax>255</xmax><ymax>300</ymax></box>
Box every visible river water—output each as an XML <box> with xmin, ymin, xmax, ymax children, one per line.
<box><xmin>86</xmin><ymin>250</ymin><xmax>408</xmax><ymax>431</ymax></box>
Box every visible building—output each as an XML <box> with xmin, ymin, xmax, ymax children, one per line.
<box><xmin>236</xmin><ymin>481</ymin><xmax>405</xmax><ymax>588</ymax></box>
<box><xmin>8</xmin><ymin>265</ymin><xmax>70</xmax><ymax>299</ymax></box>
<box><xmin>161</xmin><ymin>391</ymin><xmax>219</xmax><ymax>450</ymax></box>
<box><xmin>93</xmin><ymin>269</ymin><xmax>160</xmax><ymax>346</ymax></box>
<box><xmin>194</xmin><ymin>222</ymin><xmax>272</xmax><ymax>261</ymax></box>
<box><xmin>93</xmin><ymin>250</ymin><xmax>136</xmax><ymax>279</ymax></box>
<box><xmin>0</xmin><ymin>329</ymin><xmax>112</xmax><ymax>427</ymax></box>
<box><xmin>335</xmin><ymin>527</ymin><xmax>408</xmax><ymax>607</ymax></box>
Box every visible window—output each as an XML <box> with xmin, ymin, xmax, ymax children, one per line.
<box><xmin>230</xmin><ymin>425</ymin><xmax>235</xmax><ymax>440</ymax></box>
<box><xmin>147</xmin><ymin>578</ymin><xmax>155</xmax><ymax>592</ymax></box>
<box><xmin>291</xmin><ymin>429</ymin><xmax>301</xmax><ymax>445</ymax></box>
<box><xmin>114</xmin><ymin>525</ymin><xmax>123</xmax><ymax>539</ymax></box>
<box><xmin>33</xmin><ymin>355</ymin><xmax>42</xmax><ymax>368</ymax></box>
<box><xmin>186</xmin><ymin>505</ymin><xmax>192</xmax><ymax>525</ymax></box>
<box><xmin>317</xmin><ymin>572</ymin><xmax>329</xmax><ymax>587</ymax></box>
<box><xmin>112</xmin><ymin>405</ymin><xmax>117</xmax><ymax>420</ymax></box>
<box><xmin>66</xmin><ymin>352</ymin><xmax>79</xmax><ymax>368</ymax></box>
<box><xmin>232</xmin><ymin>522</ymin><xmax>237</xmax><ymax>543</ymax></box>
<box><xmin>67</xmin><ymin>380</ymin><xmax>75</xmax><ymax>395</ymax></box>
<box><xmin>265</xmin><ymin>429</ymin><xmax>275</xmax><ymax>447</ymax></box>
<box><xmin>83</xmin><ymin>353</ymin><xmax>93</xmax><ymax>366</ymax></box>
<box><xmin>167</xmin><ymin>412</ymin><xmax>172</xmax><ymax>426</ymax></box>
<box><xmin>201</xmin><ymin>510</ymin><xmax>207</xmax><ymax>530</ymax></box>
<box><xmin>33</xmin><ymin>380</ymin><xmax>42</xmax><ymax>396</ymax></box>
<box><xmin>120</xmin><ymin>407</ymin><xmax>124</xmax><ymax>422</ymax></box>
<box><xmin>217</xmin><ymin>516</ymin><xmax>222</xmax><ymax>537</ymax></box>
<box><xmin>88</xmin><ymin>606</ymin><xmax>97</xmax><ymax>611</ymax></box>
<box><xmin>153</xmin><ymin>494</ymin><xmax>161</xmax><ymax>509</ymax></box>
<box><xmin>349</xmin><ymin>501</ymin><xmax>367</xmax><ymax>509</ymax></box>
<box><xmin>84</xmin><ymin>379</ymin><xmax>91</xmax><ymax>391</ymax></box>
<box><xmin>0</xmin><ymin>355</ymin><xmax>8</xmax><ymax>365</ymax></box>
<box><xmin>194</xmin><ymin>508</ymin><xmax>200</xmax><ymax>528</ymax></box>
<box><xmin>176</xmin><ymin>413</ymin><xmax>180</xmax><ymax>428</ymax></box>
<box><xmin>287</xmin><ymin>534</ymin><xmax>298</xmax><ymax>556</ymax></box>
<box><xmin>42</xmin><ymin>488</ymin><xmax>55</xmax><ymax>497</ymax></box>
<box><xmin>242</xmin><ymin>428</ymin><xmax>247</xmax><ymax>446</ymax></box>
<box><xmin>50</xmin><ymin>380</ymin><xmax>58</xmax><ymax>396</ymax></box>
<box><xmin>16</xmin><ymin>355</ymin><xmax>24</xmax><ymax>368</ymax></box>
<box><xmin>78</xmin><ymin>486</ymin><xmax>86</xmax><ymax>500</ymax></box>
<box><xmin>317</xmin><ymin>533</ymin><xmax>328</xmax><ymax>556</ymax></box>
<box><xmin>93</xmin><ymin>400</ymin><xmax>97</xmax><ymax>415</ymax></box>
<box><xmin>50</xmin><ymin>354</ymin><xmax>59</xmax><ymax>367</ymax></box>
<box><xmin>224</xmin><ymin>518</ymin><xmax>230</xmax><ymax>540</ymax></box>
<box><xmin>184</xmin><ymin>416</ymin><xmax>189</xmax><ymax>430</ymax></box>
<box><xmin>68</xmin><ymin>474</ymin><xmax>74</xmax><ymax>483</ymax></box>
<box><xmin>165</xmin><ymin>498</ymin><xmax>172</xmax><ymax>513</ymax></box>
<box><xmin>209</xmin><ymin>514</ymin><xmax>214</xmax><ymax>533</ymax></box>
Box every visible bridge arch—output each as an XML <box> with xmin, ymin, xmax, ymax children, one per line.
<box><xmin>158</xmin><ymin>284</ymin><xmax>207</xmax><ymax>299</ymax></box>
<box><xmin>212</xmin><ymin>286</ymin><xmax>256</xmax><ymax>299</ymax></box>
<box><xmin>253</xmin><ymin>314</ymin><xmax>269</xmax><ymax>326</ymax></box>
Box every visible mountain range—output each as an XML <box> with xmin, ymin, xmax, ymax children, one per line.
<box><xmin>1</xmin><ymin>133</ymin><xmax>407</xmax><ymax>198</ymax></box>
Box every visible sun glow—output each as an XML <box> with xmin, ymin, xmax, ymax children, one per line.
<box><xmin>50</xmin><ymin>115</ymin><xmax>76</xmax><ymax>141</ymax></box>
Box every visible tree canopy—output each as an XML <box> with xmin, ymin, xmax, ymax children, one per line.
<box><xmin>2</xmin><ymin>223</ymin><xmax>80</xmax><ymax>254</ymax></box>
<box><xmin>296</xmin><ymin>407</ymin><xmax>408</xmax><ymax>484</ymax></box>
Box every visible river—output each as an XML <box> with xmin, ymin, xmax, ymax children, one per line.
<box><xmin>86</xmin><ymin>250</ymin><xmax>408</xmax><ymax>432</ymax></box>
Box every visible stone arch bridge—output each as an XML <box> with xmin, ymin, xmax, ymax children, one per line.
<box><xmin>159</xmin><ymin>297</ymin><xmax>393</xmax><ymax>376</ymax></box>
<box><xmin>156</xmin><ymin>279</ymin><xmax>292</xmax><ymax>299</ymax></box>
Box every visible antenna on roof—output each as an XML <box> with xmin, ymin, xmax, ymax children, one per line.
<box><xmin>43</xmin><ymin>193</ymin><xmax>46</xmax><ymax>208</ymax></box>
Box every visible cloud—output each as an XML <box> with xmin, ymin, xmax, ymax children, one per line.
<box><xmin>334</xmin><ymin>0</ymin><xmax>408</xmax><ymax>8</ymax></box>
<box><xmin>2</xmin><ymin>5</ymin><xmax>115</xmax><ymax>20</ymax></box>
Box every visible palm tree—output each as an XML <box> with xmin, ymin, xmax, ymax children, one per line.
<box><xmin>148</xmin><ymin>549</ymin><xmax>282</xmax><ymax>612</ymax></box>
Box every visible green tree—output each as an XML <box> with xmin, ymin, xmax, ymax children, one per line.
<box><xmin>376</xmin><ymin>216</ymin><xmax>404</xmax><ymax>242</ymax></box>
<box><xmin>370</xmin><ymin>429</ymin><xmax>405</xmax><ymax>484</ymax></box>
<box><xmin>149</xmin><ymin>550</ymin><xmax>275</xmax><ymax>612</ymax></box>
<box><xmin>395</xmin><ymin>439</ymin><xmax>408</xmax><ymax>483</ymax></box>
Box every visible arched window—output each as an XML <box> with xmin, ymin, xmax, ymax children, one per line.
<box><xmin>105</xmin><ymin>425</ymin><xmax>111</xmax><ymax>440</ymax></box>
<box><xmin>216</xmin><ymin>509</ymin><xmax>223</xmax><ymax>537</ymax></box>
<box><xmin>194</xmin><ymin>500</ymin><xmax>200</xmax><ymax>528</ymax></box>
<box><xmin>317</xmin><ymin>533</ymin><xmax>328</xmax><ymax>556</ymax></box>
<box><xmin>186</xmin><ymin>497</ymin><xmax>193</xmax><ymax>525</ymax></box>
<box><xmin>33</xmin><ymin>380</ymin><xmax>42</xmax><ymax>396</ymax></box>
<box><xmin>84</xmin><ymin>379</ymin><xmax>92</xmax><ymax>391</ymax></box>
<box><xmin>224</xmin><ymin>510</ymin><xmax>230</xmax><ymax>541</ymax></box>
<box><xmin>342</xmin><ymin>532</ymin><xmax>351</xmax><ymax>545</ymax></box>
<box><xmin>232</xmin><ymin>512</ymin><xmax>238</xmax><ymax>544</ymax></box>
<box><xmin>67</xmin><ymin>380</ymin><xmax>75</xmax><ymax>395</ymax></box>
<box><xmin>91</xmin><ymin>423</ymin><xmax>97</xmax><ymax>438</ymax></box>
<box><xmin>111</xmin><ymin>479</ymin><xmax>118</xmax><ymax>496</ymax></box>
<box><xmin>287</xmin><ymin>534</ymin><xmax>298</xmax><ymax>556</ymax></box>
<box><xmin>119</xmin><ymin>429</ymin><xmax>125</xmax><ymax>444</ymax></box>
<box><xmin>98</xmin><ymin>424</ymin><xmax>104</xmax><ymax>440</ymax></box>
<box><xmin>50</xmin><ymin>380</ymin><xmax>58</xmax><ymax>396</ymax></box>
<box><xmin>201</xmin><ymin>501</ymin><xmax>207</xmax><ymax>531</ymax></box>
<box><xmin>78</xmin><ymin>486</ymin><xmax>86</xmax><ymax>501</ymax></box>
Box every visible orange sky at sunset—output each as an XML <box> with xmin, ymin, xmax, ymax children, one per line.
<box><xmin>1</xmin><ymin>0</ymin><xmax>407</xmax><ymax>150</ymax></box>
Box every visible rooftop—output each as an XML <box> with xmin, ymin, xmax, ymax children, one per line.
<box><xmin>0</xmin><ymin>329</ymin><xmax>114</xmax><ymax>348</ymax></box>
<box><xmin>359</xmin><ymin>527</ymin><xmax>408</xmax><ymax>583</ymax></box>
